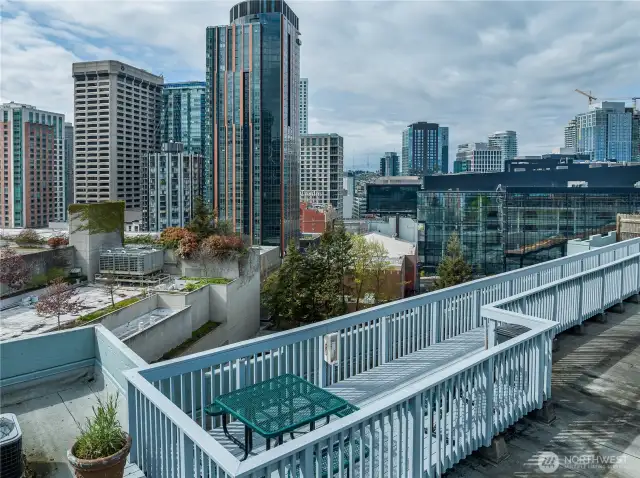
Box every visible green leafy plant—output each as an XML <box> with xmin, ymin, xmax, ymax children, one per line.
<box><xmin>15</xmin><ymin>229</ymin><xmax>44</xmax><ymax>246</ymax></box>
<box><xmin>74</xmin><ymin>394</ymin><xmax>126</xmax><ymax>460</ymax></box>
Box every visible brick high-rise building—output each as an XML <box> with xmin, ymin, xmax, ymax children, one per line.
<box><xmin>0</xmin><ymin>102</ymin><xmax>66</xmax><ymax>228</ymax></box>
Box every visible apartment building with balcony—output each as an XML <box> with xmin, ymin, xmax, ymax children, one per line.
<box><xmin>142</xmin><ymin>142</ymin><xmax>203</xmax><ymax>232</ymax></box>
<box><xmin>0</xmin><ymin>102</ymin><xmax>65</xmax><ymax>228</ymax></box>
<box><xmin>72</xmin><ymin>60</ymin><xmax>163</xmax><ymax>209</ymax></box>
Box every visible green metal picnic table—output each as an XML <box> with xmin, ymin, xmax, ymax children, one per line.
<box><xmin>205</xmin><ymin>374</ymin><xmax>356</xmax><ymax>461</ymax></box>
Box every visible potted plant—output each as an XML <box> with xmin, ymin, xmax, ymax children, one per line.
<box><xmin>67</xmin><ymin>394</ymin><xmax>131</xmax><ymax>478</ymax></box>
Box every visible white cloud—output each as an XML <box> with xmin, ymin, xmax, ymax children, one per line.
<box><xmin>2</xmin><ymin>0</ymin><xmax>639</xmax><ymax>169</ymax></box>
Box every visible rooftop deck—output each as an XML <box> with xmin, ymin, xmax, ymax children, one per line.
<box><xmin>2</xmin><ymin>238</ymin><xmax>640</xmax><ymax>477</ymax></box>
<box><xmin>450</xmin><ymin>300</ymin><xmax>640</xmax><ymax>477</ymax></box>
<box><xmin>122</xmin><ymin>238</ymin><xmax>640</xmax><ymax>477</ymax></box>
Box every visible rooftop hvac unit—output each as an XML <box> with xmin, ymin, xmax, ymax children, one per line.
<box><xmin>0</xmin><ymin>413</ymin><xmax>23</xmax><ymax>478</ymax></box>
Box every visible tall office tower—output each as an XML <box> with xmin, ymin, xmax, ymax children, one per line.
<box><xmin>454</xmin><ymin>142</ymin><xmax>503</xmax><ymax>173</ymax></box>
<box><xmin>162</xmin><ymin>82</ymin><xmax>206</xmax><ymax>157</ymax></box>
<box><xmin>72</xmin><ymin>61</ymin><xmax>163</xmax><ymax>209</ymax></box>
<box><xmin>300</xmin><ymin>133</ymin><xmax>344</xmax><ymax>213</ymax></box>
<box><xmin>64</xmin><ymin>122</ymin><xmax>74</xmax><ymax>208</ymax></box>
<box><xmin>206</xmin><ymin>0</ymin><xmax>301</xmax><ymax>252</ymax></box>
<box><xmin>0</xmin><ymin>102</ymin><xmax>65</xmax><ymax>228</ymax></box>
<box><xmin>379</xmin><ymin>152</ymin><xmax>399</xmax><ymax>176</ymax></box>
<box><xmin>438</xmin><ymin>126</ymin><xmax>449</xmax><ymax>174</ymax></box>
<box><xmin>576</xmin><ymin>102</ymin><xmax>632</xmax><ymax>162</ymax></box>
<box><xmin>401</xmin><ymin>122</ymin><xmax>442</xmax><ymax>175</ymax></box>
<box><xmin>142</xmin><ymin>142</ymin><xmax>202</xmax><ymax>232</ymax></box>
<box><xmin>488</xmin><ymin>131</ymin><xmax>518</xmax><ymax>164</ymax></box>
<box><xmin>564</xmin><ymin>119</ymin><xmax>577</xmax><ymax>150</ymax></box>
<box><xmin>627</xmin><ymin>105</ymin><xmax>640</xmax><ymax>162</ymax></box>
<box><xmin>299</xmin><ymin>78</ymin><xmax>308</xmax><ymax>135</ymax></box>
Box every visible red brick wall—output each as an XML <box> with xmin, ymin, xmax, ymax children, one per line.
<box><xmin>300</xmin><ymin>205</ymin><xmax>328</xmax><ymax>234</ymax></box>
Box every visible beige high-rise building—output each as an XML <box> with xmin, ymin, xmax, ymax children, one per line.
<box><xmin>72</xmin><ymin>61</ymin><xmax>163</xmax><ymax>209</ymax></box>
<box><xmin>300</xmin><ymin>133</ymin><xmax>343</xmax><ymax>214</ymax></box>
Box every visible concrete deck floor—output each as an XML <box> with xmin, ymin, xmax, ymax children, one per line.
<box><xmin>447</xmin><ymin>300</ymin><xmax>640</xmax><ymax>478</ymax></box>
<box><xmin>4</xmin><ymin>371</ymin><xmax>130</xmax><ymax>478</ymax></box>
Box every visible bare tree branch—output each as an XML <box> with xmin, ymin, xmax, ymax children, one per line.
<box><xmin>35</xmin><ymin>277</ymin><xmax>85</xmax><ymax>329</ymax></box>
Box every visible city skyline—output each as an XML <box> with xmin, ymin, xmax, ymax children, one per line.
<box><xmin>2</xmin><ymin>1</ymin><xmax>639</xmax><ymax>171</ymax></box>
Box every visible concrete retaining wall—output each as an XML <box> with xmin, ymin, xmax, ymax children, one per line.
<box><xmin>95</xmin><ymin>325</ymin><xmax>148</xmax><ymax>392</ymax></box>
<box><xmin>180</xmin><ymin>274</ymin><xmax>260</xmax><ymax>356</ymax></box>
<box><xmin>123</xmin><ymin>306</ymin><xmax>192</xmax><ymax>362</ymax></box>
<box><xmin>0</xmin><ymin>325</ymin><xmax>148</xmax><ymax>404</ymax></box>
<box><xmin>85</xmin><ymin>295</ymin><xmax>158</xmax><ymax>330</ymax></box>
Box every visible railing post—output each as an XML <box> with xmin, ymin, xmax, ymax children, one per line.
<box><xmin>381</xmin><ymin>316</ymin><xmax>389</xmax><ymax>364</ymax></box>
<box><xmin>127</xmin><ymin>381</ymin><xmax>138</xmax><ymax>463</ymax></box>
<box><xmin>484</xmin><ymin>357</ymin><xmax>494</xmax><ymax>447</ymax></box>
<box><xmin>600</xmin><ymin>268</ymin><xmax>606</xmax><ymax>313</ymax></box>
<box><xmin>318</xmin><ymin>335</ymin><xmax>326</xmax><ymax>387</ymax></box>
<box><xmin>577</xmin><ymin>274</ymin><xmax>584</xmax><ymax>323</ymax></box>
<box><xmin>637</xmin><ymin>255</ymin><xmax>640</xmax><ymax>293</ymax></box>
<box><xmin>474</xmin><ymin>289</ymin><xmax>482</xmax><ymax>328</ymax></box>
<box><xmin>409</xmin><ymin>393</ymin><xmax>425</xmax><ymax>477</ymax></box>
<box><xmin>537</xmin><ymin>335</ymin><xmax>545</xmax><ymax>407</ymax></box>
<box><xmin>485</xmin><ymin>317</ymin><xmax>496</xmax><ymax>349</ymax></box>
<box><xmin>179</xmin><ymin>431</ymin><xmax>194</xmax><ymax>478</ymax></box>
<box><xmin>552</xmin><ymin>285</ymin><xmax>559</xmax><ymax>324</ymax></box>
<box><xmin>519</xmin><ymin>297</ymin><xmax>526</xmax><ymax>315</ymax></box>
<box><xmin>300</xmin><ymin>446</ymin><xmax>314</xmax><ymax>477</ymax></box>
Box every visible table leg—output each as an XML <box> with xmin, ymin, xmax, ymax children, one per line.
<box><xmin>242</xmin><ymin>425</ymin><xmax>252</xmax><ymax>461</ymax></box>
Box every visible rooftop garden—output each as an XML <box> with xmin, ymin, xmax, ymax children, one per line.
<box><xmin>180</xmin><ymin>276</ymin><xmax>232</xmax><ymax>291</ymax></box>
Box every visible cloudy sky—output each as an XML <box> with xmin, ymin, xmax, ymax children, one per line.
<box><xmin>2</xmin><ymin>1</ymin><xmax>639</xmax><ymax>170</ymax></box>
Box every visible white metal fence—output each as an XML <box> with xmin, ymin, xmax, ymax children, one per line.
<box><xmin>124</xmin><ymin>238</ymin><xmax>640</xmax><ymax>477</ymax></box>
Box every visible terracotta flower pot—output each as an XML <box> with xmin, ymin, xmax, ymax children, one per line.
<box><xmin>67</xmin><ymin>433</ymin><xmax>132</xmax><ymax>478</ymax></box>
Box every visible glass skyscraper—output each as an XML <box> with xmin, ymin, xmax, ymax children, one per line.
<box><xmin>161</xmin><ymin>82</ymin><xmax>206</xmax><ymax>156</ymax></box>
<box><xmin>401</xmin><ymin>122</ymin><xmax>447</xmax><ymax>175</ymax></box>
<box><xmin>205</xmin><ymin>0</ymin><xmax>301</xmax><ymax>252</ymax></box>
<box><xmin>575</xmin><ymin>102</ymin><xmax>632</xmax><ymax>162</ymax></box>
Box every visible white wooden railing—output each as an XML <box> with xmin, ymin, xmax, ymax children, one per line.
<box><xmin>124</xmin><ymin>238</ymin><xmax>640</xmax><ymax>477</ymax></box>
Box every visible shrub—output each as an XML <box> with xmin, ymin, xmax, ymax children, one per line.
<box><xmin>46</xmin><ymin>267</ymin><xmax>65</xmax><ymax>282</ymax></box>
<box><xmin>73</xmin><ymin>394</ymin><xmax>126</xmax><ymax>460</ymax></box>
<box><xmin>29</xmin><ymin>273</ymin><xmax>49</xmax><ymax>288</ymax></box>
<box><xmin>124</xmin><ymin>234</ymin><xmax>159</xmax><ymax>245</ymax></box>
<box><xmin>159</xmin><ymin>227</ymin><xmax>190</xmax><ymax>248</ymax></box>
<box><xmin>76</xmin><ymin>296</ymin><xmax>141</xmax><ymax>323</ymax></box>
<box><xmin>48</xmin><ymin>236</ymin><xmax>69</xmax><ymax>248</ymax></box>
<box><xmin>200</xmin><ymin>234</ymin><xmax>246</xmax><ymax>259</ymax></box>
<box><xmin>15</xmin><ymin>229</ymin><xmax>43</xmax><ymax>246</ymax></box>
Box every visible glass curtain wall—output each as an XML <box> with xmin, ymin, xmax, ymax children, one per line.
<box><xmin>418</xmin><ymin>188</ymin><xmax>640</xmax><ymax>276</ymax></box>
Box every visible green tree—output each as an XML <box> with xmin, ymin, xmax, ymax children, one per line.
<box><xmin>317</xmin><ymin>224</ymin><xmax>353</xmax><ymax>316</ymax></box>
<box><xmin>187</xmin><ymin>197</ymin><xmax>217</xmax><ymax>239</ymax></box>
<box><xmin>261</xmin><ymin>241</ymin><xmax>304</xmax><ymax>328</ymax></box>
<box><xmin>432</xmin><ymin>232</ymin><xmax>472</xmax><ymax>290</ymax></box>
<box><xmin>350</xmin><ymin>235</ymin><xmax>377</xmax><ymax>311</ymax></box>
<box><xmin>367</xmin><ymin>240</ymin><xmax>392</xmax><ymax>305</ymax></box>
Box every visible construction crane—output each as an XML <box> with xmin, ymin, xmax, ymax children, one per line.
<box><xmin>575</xmin><ymin>89</ymin><xmax>597</xmax><ymax>105</ymax></box>
<box><xmin>575</xmin><ymin>89</ymin><xmax>640</xmax><ymax>110</ymax></box>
